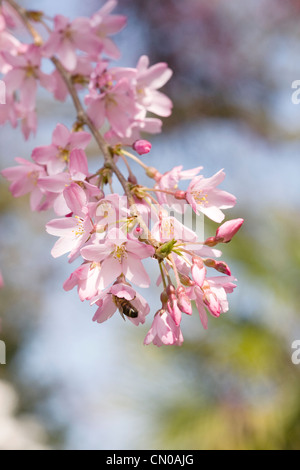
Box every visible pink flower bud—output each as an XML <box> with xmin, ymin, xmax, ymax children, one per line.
<box><xmin>215</xmin><ymin>261</ymin><xmax>231</xmax><ymax>276</ymax></box>
<box><xmin>166</xmin><ymin>284</ymin><xmax>181</xmax><ymax>325</ymax></box>
<box><xmin>203</xmin><ymin>291</ymin><xmax>221</xmax><ymax>318</ymax></box>
<box><xmin>167</xmin><ymin>297</ymin><xmax>182</xmax><ymax>326</ymax></box>
<box><xmin>133</xmin><ymin>140</ymin><xmax>152</xmax><ymax>155</ymax></box>
<box><xmin>175</xmin><ymin>190</ymin><xmax>186</xmax><ymax>200</ymax></box>
<box><xmin>179</xmin><ymin>273</ymin><xmax>195</xmax><ymax>287</ymax></box>
<box><xmin>166</xmin><ymin>284</ymin><xmax>176</xmax><ymax>296</ymax></box>
<box><xmin>177</xmin><ymin>286</ymin><xmax>192</xmax><ymax>315</ymax></box>
<box><xmin>134</xmin><ymin>226</ymin><xmax>143</xmax><ymax>236</ymax></box>
<box><xmin>203</xmin><ymin>258</ymin><xmax>231</xmax><ymax>276</ymax></box>
<box><xmin>192</xmin><ymin>259</ymin><xmax>206</xmax><ymax>287</ymax></box>
<box><xmin>216</xmin><ymin>218</ymin><xmax>244</xmax><ymax>243</ymax></box>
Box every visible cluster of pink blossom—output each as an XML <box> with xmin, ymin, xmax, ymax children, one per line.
<box><xmin>0</xmin><ymin>0</ymin><xmax>243</xmax><ymax>346</ymax></box>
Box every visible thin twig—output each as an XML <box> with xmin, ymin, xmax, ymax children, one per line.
<box><xmin>5</xmin><ymin>0</ymin><xmax>157</xmax><ymax>244</ymax></box>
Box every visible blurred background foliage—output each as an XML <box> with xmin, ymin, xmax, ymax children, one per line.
<box><xmin>0</xmin><ymin>0</ymin><xmax>300</xmax><ymax>450</ymax></box>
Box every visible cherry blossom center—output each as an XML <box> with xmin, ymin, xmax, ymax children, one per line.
<box><xmin>112</xmin><ymin>243</ymin><xmax>127</xmax><ymax>263</ymax></box>
<box><xmin>192</xmin><ymin>190</ymin><xmax>209</xmax><ymax>206</ymax></box>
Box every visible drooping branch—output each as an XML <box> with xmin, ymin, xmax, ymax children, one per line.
<box><xmin>5</xmin><ymin>0</ymin><xmax>155</xmax><ymax>243</ymax></box>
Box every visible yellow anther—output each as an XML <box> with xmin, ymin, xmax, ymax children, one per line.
<box><xmin>58</xmin><ymin>147</ymin><xmax>70</xmax><ymax>163</ymax></box>
<box><xmin>112</xmin><ymin>244</ymin><xmax>127</xmax><ymax>263</ymax></box>
<box><xmin>192</xmin><ymin>190</ymin><xmax>209</xmax><ymax>206</ymax></box>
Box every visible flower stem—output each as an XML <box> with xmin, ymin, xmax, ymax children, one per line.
<box><xmin>121</xmin><ymin>150</ymin><xmax>148</xmax><ymax>170</ymax></box>
<box><xmin>159</xmin><ymin>262</ymin><xmax>167</xmax><ymax>290</ymax></box>
<box><xmin>6</xmin><ymin>0</ymin><xmax>157</xmax><ymax>246</ymax></box>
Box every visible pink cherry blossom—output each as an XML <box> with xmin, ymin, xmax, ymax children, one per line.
<box><xmin>154</xmin><ymin>165</ymin><xmax>203</xmax><ymax>211</ymax></box>
<box><xmin>135</xmin><ymin>55</ymin><xmax>173</xmax><ymax>117</ymax></box>
<box><xmin>43</xmin><ymin>14</ymin><xmax>102</xmax><ymax>71</ymax></box>
<box><xmin>144</xmin><ymin>310</ymin><xmax>184</xmax><ymax>347</ymax></box>
<box><xmin>92</xmin><ymin>282</ymin><xmax>149</xmax><ymax>326</ymax></box>
<box><xmin>186</xmin><ymin>169</ymin><xmax>236</xmax><ymax>223</ymax></box>
<box><xmin>3</xmin><ymin>44</ymin><xmax>54</xmax><ymax>111</ymax></box>
<box><xmin>90</xmin><ymin>0</ymin><xmax>127</xmax><ymax>59</ymax></box>
<box><xmin>152</xmin><ymin>212</ymin><xmax>197</xmax><ymax>243</ymax></box>
<box><xmin>1</xmin><ymin>158</ymin><xmax>46</xmax><ymax>211</ymax></box>
<box><xmin>46</xmin><ymin>184</ymin><xmax>99</xmax><ymax>262</ymax></box>
<box><xmin>206</xmin><ymin>276</ymin><xmax>237</xmax><ymax>314</ymax></box>
<box><xmin>38</xmin><ymin>149</ymin><xmax>100</xmax><ymax>216</ymax></box>
<box><xmin>81</xmin><ymin>228</ymin><xmax>155</xmax><ymax>289</ymax></box>
<box><xmin>63</xmin><ymin>261</ymin><xmax>102</xmax><ymax>302</ymax></box>
<box><xmin>189</xmin><ymin>275</ymin><xmax>237</xmax><ymax>330</ymax></box>
<box><xmin>86</xmin><ymin>63</ymin><xmax>138</xmax><ymax>136</ymax></box>
<box><xmin>32</xmin><ymin>124</ymin><xmax>91</xmax><ymax>175</ymax></box>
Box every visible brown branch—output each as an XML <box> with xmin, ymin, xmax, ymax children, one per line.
<box><xmin>5</xmin><ymin>0</ymin><xmax>156</xmax><ymax>245</ymax></box>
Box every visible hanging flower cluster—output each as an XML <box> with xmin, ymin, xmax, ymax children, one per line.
<box><xmin>0</xmin><ymin>0</ymin><xmax>244</xmax><ymax>346</ymax></box>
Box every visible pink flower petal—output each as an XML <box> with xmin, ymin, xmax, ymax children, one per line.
<box><xmin>81</xmin><ymin>243</ymin><xmax>113</xmax><ymax>263</ymax></box>
<box><xmin>125</xmin><ymin>240</ymin><xmax>155</xmax><ymax>259</ymax></box>
<box><xmin>111</xmin><ymin>283</ymin><xmax>136</xmax><ymax>300</ymax></box>
<box><xmin>122</xmin><ymin>256</ymin><xmax>150</xmax><ymax>288</ymax></box>
<box><xmin>63</xmin><ymin>183</ymin><xmax>87</xmax><ymax>216</ymax></box>
<box><xmin>52</xmin><ymin>123</ymin><xmax>70</xmax><ymax>148</ymax></box>
<box><xmin>32</xmin><ymin>145</ymin><xmax>57</xmax><ymax>164</ymax></box>
<box><xmin>58</xmin><ymin>38</ymin><xmax>77</xmax><ymax>71</ymax></box>
<box><xmin>69</xmin><ymin>149</ymin><xmax>89</xmax><ymax>179</ymax></box>
<box><xmin>51</xmin><ymin>236</ymin><xmax>74</xmax><ymax>258</ymax></box>
<box><xmin>20</xmin><ymin>78</ymin><xmax>37</xmax><ymax>110</ymax></box>
<box><xmin>93</xmin><ymin>296</ymin><xmax>116</xmax><ymax>323</ymax></box>
<box><xmin>99</xmin><ymin>257</ymin><xmax>122</xmax><ymax>288</ymax></box>
<box><xmin>69</xmin><ymin>131</ymin><xmax>92</xmax><ymax>151</ymax></box>
<box><xmin>46</xmin><ymin>217</ymin><xmax>78</xmax><ymax>237</ymax></box>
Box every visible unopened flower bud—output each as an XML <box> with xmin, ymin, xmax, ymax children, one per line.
<box><xmin>215</xmin><ymin>218</ymin><xmax>244</xmax><ymax>243</ymax></box>
<box><xmin>179</xmin><ymin>273</ymin><xmax>195</xmax><ymax>287</ymax></box>
<box><xmin>133</xmin><ymin>140</ymin><xmax>152</xmax><ymax>155</ymax></box>
<box><xmin>175</xmin><ymin>190</ymin><xmax>186</xmax><ymax>200</ymax></box>
<box><xmin>134</xmin><ymin>226</ymin><xmax>144</xmax><ymax>239</ymax></box>
<box><xmin>177</xmin><ymin>286</ymin><xmax>192</xmax><ymax>315</ymax></box>
<box><xmin>166</xmin><ymin>284</ymin><xmax>176</xmax><ymax>296</ymax></box>
<box><xmin>215</xmin><ymin>261</ymin><xmax>231</xmax><ymax>276</ymax></box>
<box><xmin>192</xmin><ymin>258</ymin><xmax>206</xmax><ymax>287</ymax></box>
<box><xmin>167</xmin><ymin>295</ymin><xmax>182</xmax><ymax>326</ymax></box>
